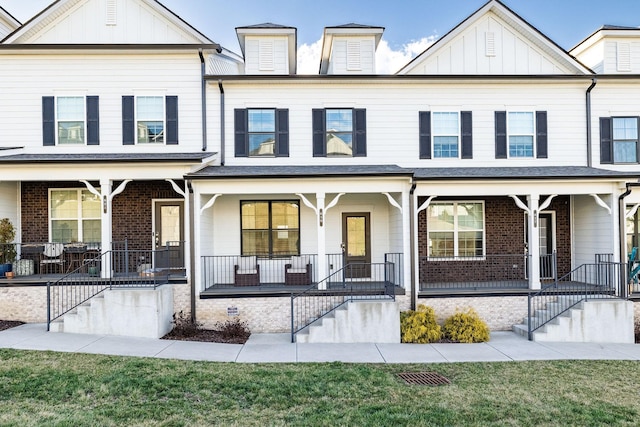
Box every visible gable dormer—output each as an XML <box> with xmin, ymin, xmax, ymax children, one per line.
<box><xmin>319</xmin><ymin>24</ymin><xmax>384</xmax><ymax>75</ymax></box>
<box><xmin>571</xmin><ymin>26</ymin><xmax>640</xmax><ymax>74</ymax></box>
<box><xmin>0</xmin><ymin>6</ymin><xmax>20</xmax><ymax>40</ymax></box>
<box><xmin>236</xmin><ymin>23</ymin><xmax>297</xmax><ymax>75</ymax></box>
<box><xmin>398</xmin><ymin>0</ymin><xmax>591</xmax><ymax>75</ymax></box>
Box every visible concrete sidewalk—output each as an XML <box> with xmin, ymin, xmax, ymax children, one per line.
<box><xmin>1</xmin><ymin>323</ymin><xmax>640</xmax><ymax>363</ymax></box>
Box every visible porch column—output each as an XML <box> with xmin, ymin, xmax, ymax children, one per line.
<box><xmin>316</xmin><ymin>193</ymin><xmax>327</xmax><ymax>290</ymax></box>
<box><xmin>100</xmin><ymin>179</ymin><xmax>112</xmax><ymax>278</ymax></box>
<box><xmin>527</xmin><ymin>194</ymin><xmax>541</xmax><ymax>290</ymax></box>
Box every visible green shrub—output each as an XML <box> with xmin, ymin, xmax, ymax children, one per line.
<box><xmin>442</xmin><ymin>309</ymin><xmax>490</xmax><ymax>343</ymax></box>
<box><xmin>400</xmin><ymin>304</ymin><xmax>442</xmax><ymax>343</ymax></box>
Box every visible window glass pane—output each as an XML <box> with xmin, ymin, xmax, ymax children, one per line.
<box><xmin>613</xmin><ymin>118</ymin><xmax>638</xmax><ymax>140</ymax></box>
<box><xmin>458</xmin><ymin>231</ymin><xmax>483</xmax><ymax>257</ymax></box>
<box><xmin>58</xmin><ymin>122</ymin><xmax>85</xmax><ymax>145</ymax></box>
<box><xmin>271</xmin><ymin>202</ymin><xmax>299</xmax><ymax>228</ymax></box>
<box><xmin>249</xmin><ymin>134</ymin><xmax>275</xmax><ymax>156</ymax></box>
<box><xmin>326</xmin><ymin>110</ymin><xmax>352</xmax><ymax>132</ymax></box>
<box><xmin>52</xmin><ymin>220</ymin><xmax>78</xmax><ymax>243</ymax></box>
<box><xmin>346</xmin><ymin>217</ymin><xmax>366</xmax><ymax>257</ymax></box>
<box><xmin>51</xmin><ymin>190</ymin><xmax>78</xmax><ymax>219</ymax></box>
<box><xmin>457</xmin><ymin>203</ymin><xmax>483</xmax><ymax>229</ymax></box>
<box><xmin>137</xmin><ymin>122</ymin><xmax>164</xmax><ymax>143</ymax></box>
<box><xmin>82</xmin><ymin>191</ymin><xmax>101</xmax><ymax>218</ymax></box>
<box><xmin>508</xmin><ymin>112</ymin><xmax>534</xmax><ymax>134</ymax></box>
<box><xmin>614</xmin><ymin>141</ymin><xmax>637</xmax><ymax>163</ymax></box>
<box><xmin>509</xmin><ymin>136</ymin><xmax>534</xmax><ymax>157</ymax></box>
<box><xmin>82</xmin><ymin>220</ymin><xmax>101</xmax><ymax>243</ymax></box>
<box><xmin>271</xmin><ymin>230</ymin><xmax>299</xmax><ymax>255</ymax></box>
<box><xmin>242</xmin><ymin>230</ymin><xmax>269</xmax><ymax>256</ymax></box>
<box><xmin>429</xmin><ymin>232</ymin><xmax>454</xmax><ymax>257</ymax></box>
<box><xmin>432</xmin><ymin>112</ymin><xmax>458</xmax><ymax>134</ymax></box>
<box><xmin>57</xmin><ymin>97</ymin><xmax>84</xmax><ymax>120</ymax></box>
<box><xmin>433</xmin><ymin>136</ymin><xmax>459</xmax><ymax>158</ymax></box>
<box><xmin>428</xmin><ymin>204</ymin><xmax>455</xmax><ymax>231</ymax></box>
<box><xmin>241</xmin><ymin>202</ymin><xmax>269</xmax><ymax>230</ymax></box>
<box><xmin>137</xmin><ymin>97</ymin><xmax>163</xmax><ymax>120</ymax></box>
<box><xmin>248</xmin><ymin>110</ymin><xmax>275</xmax><ymax>132</ymax></box>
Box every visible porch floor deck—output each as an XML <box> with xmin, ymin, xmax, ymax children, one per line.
<box><xmin>0</xmin><ymin>273</ymin><xmax>187</xmax><ymax>287</ymax></box>
<box><xmin>200</xmin><ymin>282</ymin><xmax>405</xmax><ymax>298</ymax></box>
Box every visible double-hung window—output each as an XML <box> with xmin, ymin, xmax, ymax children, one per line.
<box><xmin>312</xmin><ymin>108</ymin><xmax>367</xmax><ymax>157</ymax></box>
<box><xmin>122</xmin><ymin>95</ymin><xmax>178</xmax><ymax>145</ymax></box>
<box><xmin>57</xmin><ymin>97</ymin><xmax>85</xmax><ymax>145</ymax></box>
<box><xmin>42</xmin><ymin>95</ymin><xmax>99</xmax><ymax>146</ymax></box>
<box><xmin>241</xmin><ymin>201</ymin><xmax>299</xmax><ymax>257</ymax></box>
<box><xmin>49</xmin><ymin>189</ymin><xmax>101</xmax><ymax>243</ymax></box>
<box><xmin>508</xmin><ymin>112</ymin><xmax>535</xmax><ymax>157</ymax></box>
<box><xmin>495</xmin><ymin>111</ymin><xmax>547</xmax><ymax>159</ymax></box>
<box><xmin>136</xmin><ymin>96</ymin><xmax>164</xmax><ymax>143</ymax></box>
<box><xmin>432</xmin><ymin>112</ymin><xmax>460</xmax><ymax>158</ymax></box>
<box><xmin>427</xmin><ymin>201</ymin><xmax>484</xmax><ymax>258</ymax></box>
<box><xmin>419</xmin><ymin>111</ymin><xmax>473</xmax><ymax>159</ymax></box>
<box><xmin>234</xmin><ymin>108</ymin><xmax>289</xmax><ymax>157</ymax></box>
<box><xmin>600</xmin><ymin>116</ymin><xmax>640</xmax><ymax>164</ymax></box>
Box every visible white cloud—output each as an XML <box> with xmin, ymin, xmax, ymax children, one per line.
<box><xmin>296</xmin><ymin>35</ymin><xmax>437</xmax><ymax>75</ymax></box>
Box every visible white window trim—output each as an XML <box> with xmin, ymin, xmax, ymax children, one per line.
<box><xmin>55</xmin><ymin>95</ymin><xmax>87</xmax><ymax>146</ymax></box>
<box><xmin>507</xmin><ymin>110</ymin><xmax>536</xmax><ymax>159</ymax></box>
<box><xmin>48</xmin><ymin>188</ymin><xmax>101</xmax><ymax>243</ymax></box>
<box><xmin>134</xmin><ymin>95</ymin><xmax>166</xmax><ymax>145</ymax></box>
<box><xmin>431</xmin><ymin>111</ymin><xmax>461</xmax><ymax>159</ymax></box>
<box><xmin>427</xmin><ymin>200</ymin><xmax>486</xmax><ymax>260</ymax></box>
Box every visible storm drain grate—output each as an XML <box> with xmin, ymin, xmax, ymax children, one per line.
<box><xmin>397</xmin><ymin>372</ymin><xmax>451</xmax><ymax>386</ymax></box>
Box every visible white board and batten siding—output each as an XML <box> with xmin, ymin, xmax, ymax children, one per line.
<box><xmin>571</xmin><ymin>194</ymin><xmax>617</xmax><ymax>269</ymax></box>
<box><xmin>8</xmin><ymin>0</ymin><xmax>207</xmax><ymax>44</ymax></box>
<box><xmin>0</xmin><ymin>182</ymin><xmax>19</xmax><ymax>231</ymax></box>
<box><xmin>211</xmin><ymin>80</ymin><xmax>588</xmax><ymax>168</ymax></box>
<box><xmin>404</xmin><ymin>13</ymin><xmax>574</xmax><ymax>75</ymax></box>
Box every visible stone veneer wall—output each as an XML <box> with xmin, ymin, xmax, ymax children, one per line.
<box><xmin>0</xmin><ymin>283</ymin><xmax>190</xmax><ymax>324</ymax></box>
<box><xmin>418</xmin><ymin>296</ymin><xmax>529</xmax><ymax>330</ymax></box>
<box><xmin>196</xmin><ymin>294</ymin><xmax>412</xmax><ymax>333</ymax></box>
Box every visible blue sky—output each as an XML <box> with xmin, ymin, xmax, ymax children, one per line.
<box><xmin>2</xmin><ymin>0</ymin><xmax>640</xmax><ymax>72</ymax></box>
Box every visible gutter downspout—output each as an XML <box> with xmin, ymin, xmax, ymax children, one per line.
<box><xmin>409</xmin><ymin>182</ymin><xmax>417</xmax><ymax>310</ymax></box>
<box><xmin>618</xmin><ymin>182</ymin><xmax>640</xmax><ymax>298</ymax></box>
<box><xmin>187</xmin><ymin>180</ymin><xmax>197</xmax><ymax>322</ymax></box>
<box><xmin>586</xmin><ymin>78</ymin><xmax>597</xmax><ymax>167</ymax></box>
<box><xmin>198</xmin><ymin>49</ymin><xmax>207</xmax><ymax>152</ymax></box>
<box><xmin>218</xmin><ymin>79</ymin><xmax>225</xmax><ymax>166</ymax></box>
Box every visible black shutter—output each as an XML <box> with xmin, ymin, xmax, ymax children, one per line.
<box><xmin>495</xmin><ymin>111</ymin><xmax>507</xmax><ymax>159</ymax></box>
<box><xmin>312</xmin><ymin>109</ymin><xmax>326</xmax><ymax>157</ymax></box>
<box><xmin>353</xmin><ymin>108</ymin><xmax>367</xmax><ymax>157</ymax></box>
<box><xmin>42</xmin><ymin>96</ymin><xmax>55</xmax><ymax>146</ymax></box>
<box><xmin>461</xmin><ymin>111</ymin><xmax>473</xmax><ymax>159</ymax></box>
<box><xmin>165</xmin><ymin>96</ymin><xmax>178</xmax><ymax>145</ymax></box>
<box><xmin>122</xmin><ymin>96</ymin><xmax>135</xmax><ymax>145</ymax></box>
<box><xmin>86</xmin><ymin>96</ymin><xmax>100</xmax><ymax>146</ymax></box>
<box><xmin>419</xmin><ymin>111</ymin><xmax>431</xmax><ymax>159</ymax></box>
<box><xmin>275</xmin><ymin>109</ymin><xmax>289</xmax><ymax>157</ymax></box>
<box><xmin>536</xmin><ymin>111</ymin><xmax>548</xmax><ymax>158</ymax></box>
<box><xmin>234</xmin><ymin>109</ymin><xmax>248</xmax><ymax>157</ymax></box>
<box><xmin>600</xmin><ymin>117</ymin><xmax>612</xmax><ymax>164</ymax></box>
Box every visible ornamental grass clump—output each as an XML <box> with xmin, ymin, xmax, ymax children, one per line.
<box><xmin>400</xmin><ymin>304</ymin><xmax>442</xmax><ymax>343</ymax></box>
<box><xmin>442</xmin><ymin>308</ymin><xmax>490</xmax><ymax>343</ymax></box>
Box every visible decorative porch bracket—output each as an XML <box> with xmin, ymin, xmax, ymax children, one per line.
<box><xmin>199</xmin><ymin>194</ymin><xmax>221</xmax><ymax>214</ymax></box>
<box><xmin>383</xmin><ymin>192</ymin><xmax>402</xmax><ymax>212</ymax></box>
<box><xmin>166</xmin><ymin>179</ymin><xmax>186</xmax><ymax>198</ymax></box>
<box><xmin>626</xmin><ymin>203</ymin><xmax>640</xmax><ymax>219</ymax></box>
<box><xmin>416</xmin><ymin>195</ymin><xmax>436</xmax><ymax>214</ymax></box>
<box><xmin>590</xmin><ymin>194</ymin><xmax>612</xmax><ymax>215</ymax></box>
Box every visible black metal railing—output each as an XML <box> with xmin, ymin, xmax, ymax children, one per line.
<box><xmin>290</xmin><ymin>261</ymin><xmax>396</xmax><ymax>342</ymax></box>
<box><xmin>46</xmin><ymin>246</ymin><xmax>181</xmax><ymax>330</ymax></box>
<box><xmin>420</xmin><ymin>254</ymin><xmax>531</xmax><ymax>291</ymax></box>
<box><xmin>201</xmin><ymin>254</ymin><xmax>319</xmax><ymax>288</ymax></box>
<box><xmin>527</xmin><ymin>262</ymin><xmax>625</xmax><ymax>340</ymax></box>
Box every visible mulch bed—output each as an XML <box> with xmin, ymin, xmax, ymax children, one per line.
<box><xmin>162</xmin><ymin>329</ymin><xmax>249</xmax><ymax>344</ymax></box>
<box><xmin>0</xmin><ymin>320</ymin><xmax>24</xmax><ymax>332</ymax></box>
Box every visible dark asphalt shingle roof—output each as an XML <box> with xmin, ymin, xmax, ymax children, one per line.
<box><xmin>187</xmin><ymin>165</ymin><xmax>413</xmax><ymax>179</ymax></box>
<box><xmin>412</xmin><ymin>166</ymin><xmax>639</xmax><ymax>180</ymax></box>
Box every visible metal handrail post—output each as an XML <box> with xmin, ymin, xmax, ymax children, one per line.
<box><xmin>290</xmin><ymin>294</ymin><xmax>295</xmax><ymax>343</ymax></box>
<box><xmin>46</xmin><ymin>281</ymin><xmax>51</xmax><ymax>331</ymax></box>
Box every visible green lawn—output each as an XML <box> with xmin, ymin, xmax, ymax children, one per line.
<box><xmin>1</xmin><ymin>349</ymin><xmax>639</xmax><ymax>426</ymax></box>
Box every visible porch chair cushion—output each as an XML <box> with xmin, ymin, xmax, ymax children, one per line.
<box><xmin>237</xmin><ymin>256</ymin><xmax>257</xmax><ymax>274</ymax></box>
<box><xmin>288</xmin><ymin>255</ymin><xmax>309</xmax><ymax>274</ymax></box>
